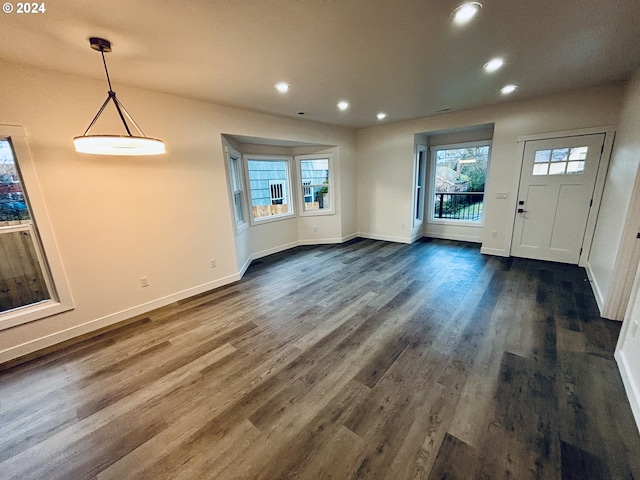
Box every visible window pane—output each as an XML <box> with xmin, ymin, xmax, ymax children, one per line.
<box><xmin>551</xmin><ymin>148</ymin><xmax>569</xmax><ymax>162</ymax></box>
<box><xmin>303</xmin><ymin>186</ymin><xmax>330</xmax><ymax>211</ymax></box>
<box><xmin>549</xmin><ymin>162</ymin><xmax>566</xmax><ymax>175</ymax></box>
<box><xmin>300</xmin><ymin>158</ymin><xmax>330</xmax><ymax>212</ymax></box>
<box><xmin>569</xmin><ymin>146</ymin><xmax>588</xmax><ymax>160</ymax></box>
<box><xmin>433</xmin><ymin>145</ymin><xmax>488</xmax><ymax>223</ymax></box>
<box><xmin>533</xmin><ymin>163</ymin><xmax>549</xmax><ymax>175</ymax></box>
<box><xmin>247</xmin><ymin>159</ymin><xmax>290</xmax><ymax>219</ymax></box>
<box><xmin>230</xmin><ymin>157</ymin><xmax>240</xmax><ymax>191</ymax></box>
<box><xmin>0</xmin><ymin>139</ymin><xmax>51</xmax><ymax>313</ymax></box>
<box><xmin>233</xmin><ymin>192</ymin><xmax>244</xmax><ymax>223</ymax></box>
<box><xmin>566</xmin><ymin>161</ymin><xmax>585</xmax><ymax>174</ymax></box>
<box><xmin>300</xmin><ymin>159</ymin><xmax>329</xmax><ymax>184</ymax></box>
<box><xmin>534</xmin><ymin>150</ymin><xmax>551</xmax><ymax>163</ymax></box>
<box><xmin>0</xmin><ymin>230</ymin><xmax>50</xmax><ymax>312</ymax></box>
<box><xmin>0</xmin><ymin>141</ymin><xmax>30</xmax><ymax>225</ymax></box>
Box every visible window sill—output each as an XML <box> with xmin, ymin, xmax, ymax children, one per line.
<box><xmin>299</xmin><ymin>209</ymin><xmax>335</xmax><ymax>217</ymax></box>
<box><xmin>427</xmin><ymin>219</ymin><xmax>485</xmax><ymax>228</ymax></box>
<box><xmin>249</xmin><ymin>212</ymin><xmax>296</xmax><ymax>226</ymax></box>
<box><xmin>0</xmin><ymin>300</ymin><xmax>74</xmax><ymax>331</ymax></box>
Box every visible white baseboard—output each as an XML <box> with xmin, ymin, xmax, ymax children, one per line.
<box><xmin>585</xmin><ymin>261</ymin><xmax>606</xmax><ymax>316</ymax></box>
<box><xmin>615</xmin><ymin>349</ymin><xmax>640</xmax><ymax>435</ymax></box>
<box><xmin>409</xmin><ymin>232</ymin><xmax>423</xmax><ymax>243</ymax></box>
<box><xmin>480</xmin><ymin>246</ymin><xmax>509</xmax><ymax>257</ymax></box>
<box><xmin>299</xmin><ymin>237</ymin><xmax>345</xmax><ymax>246</ymax></box>
<box><xmin>341</xmin><ymin>233</ymin><xmax>358</xmax><ymax>242</ymax></box>
<box><xmin>357</xmin><ymin>232</ymin><xmax>411</xmax><ymax>244</ymax></box>
<box><xmin>0</xmin><ymin>272</ymin><xmax>242</xmax><ymax>364</ymax></box>
<box><xmin>423</xmin><ymin>232</ymin><xmax>482</xmax><ymax>244</ymax></box>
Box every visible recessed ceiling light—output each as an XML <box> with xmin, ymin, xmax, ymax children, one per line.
<box><xmin>452</xmin><ymin>2</ymin><xmax>482</xmax><ymax>25</ymax></box>
<box><xmin>337</xmin><ymin>101</ymin><xmax>350</xmax><ymax>111</ymax></box>
<box><xmin>275</xmin><ymin>82</ymin><xmax>290</xmax><ymax>93</ymax></box>
<box><xmin>376</xmin><ymin>112</ymin><xmax>387</xmax><ymax>120</ymax></box>
<box><xmin>501</xmin><ymin>84</ymin><xmax>518</xmax><ymax>95</ymax></box>
<box><xmin>484</xmin><ymin>58</ymin><xmax>504</xmax><ymax>73</ymax></box>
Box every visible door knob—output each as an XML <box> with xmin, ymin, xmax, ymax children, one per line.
<box><xmin>517</xmin><ymin>208</ymin><xmax>528</xmax><ymax>213</ymax></box>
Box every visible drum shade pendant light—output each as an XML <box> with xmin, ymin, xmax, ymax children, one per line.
<box><xmin>73</xmin><ymin>38</ymin><xmax>165</xmax><ymax>156</ymax></box>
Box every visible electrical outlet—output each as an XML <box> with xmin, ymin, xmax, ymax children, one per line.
<box><xmin>210</xmin><ymin>259</ymin><xmax>216</xmax><ymax>268</ymax></box>
<box><xmin>140</xmin><ymin>276</ymin><xmax>149</xmax><ymax>288</ymax></box>
<box><xmin>492</xmin><ymin>231</ymin><xmax>497</xmax><ymax>238</ymax></box>
<box><xmin>313</xmin><ymin>226</ymin><xmax>317</xmax><ymax>232</ymax></box>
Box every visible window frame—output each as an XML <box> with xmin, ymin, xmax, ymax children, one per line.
<box><xmin>295</xmin><ymin>153</ymin><xmax>335</xmax><ymax>217</ymax></box>
<box><xmin>224</xmin><ymin>146</ymin><xmax>248</xmax><ymax>235</ymax></box>
<box><xmin>413</xmin><ymin>145</ymin><xmax>427</xmax><ymax>227</ymax></box>
<box><xmin>0</xmin><ymin>125</ymin><xmax>74</xmax><ymax>331</ymax></box>
<box><xmin>244</xmin><ymin>154</ymin><xmax>295</xmax><ymax>225</ymax></box>
<box><xmin>427</xmin><ymin>140</ymin><xmax>492</xmax><ymax>227</ymax></box>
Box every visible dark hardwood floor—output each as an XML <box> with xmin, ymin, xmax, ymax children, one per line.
<box><xmin>1</xmin><ymin>238</ymin><xmax>638</xmax><ymax>479</ymax></box>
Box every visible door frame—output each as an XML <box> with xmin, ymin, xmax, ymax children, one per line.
<box><xmin>508</xmin><ymin>126</ymin><xmax>616</xmax><ymax>267</ymax></box>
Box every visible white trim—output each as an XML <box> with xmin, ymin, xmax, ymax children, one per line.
<box><xmin>409</xmin><ymin>232</ymin><xmax>423</xmax><ymax>243</ymax></box>
<box><xmin>299</xmin><ymin>237</ymin><xmax>345</xmax><ymax>245</ymax></box>
<box><xmin>295</xmin><ymin>153</ymin><xmax>335</xmax><ymax>217</ymax></box>
<box><xmin>412</xmin><ymin>145</ymin><xmax>427</xmax><ymax>228</ymax></box>
<box><xmin>341</xmin><ymin>233</ymin><xmax>358</xmax><ymax>242</ymax></box>
<box><xmin>427</xmin><ymin>140</ymin><xmax>492</xmax><ymax>227</ymax></box>
<box><xmin>244</xmin><ymin>154</ymin><xmax>296</xmax><ymax>226</ymax></box>
<box><xmin>357</xmin><ymin>232</ymin><xmax>411</xmax><ymax>244</ymax></box>
<box><xmin>0</xmin><ymin>272</ymin><xmax>241</xmax><ymax>364</ymax></box>
<box><xmin>615</xmin><ymin>349</ymin><xmax>640</xmax><ymax>434</ymax></box>
<box><xmin>480</xmin><ymin>246</ymin><xmax>510</xmax><ymax>257</ymax></box>
<box><xmin>585</xmin><ymin>261</ymin><xmax>606</xmax><ymax>315</ymax></box>
<box><xmin>423</xmin><ymin>232</ymin><xmax>482</xmax><ymax>243</ymax></box>
<box><xmin>0</xmin><ymin>125</ymin><xmax>74</xmax><ymax>330</ymax></box>
<box><xmin>223</xmin><ymin>144</ymin><xmax>249</xmax><ymax>236</ymax></box>
<box><xmin>516</xmin><ymin>125</ymin><xmax>617</xmax><ymax>143</ymax></box>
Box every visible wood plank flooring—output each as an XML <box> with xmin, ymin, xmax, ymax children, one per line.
<box><xmin>1</xmin><ymin>238</ymin><xmax>639</xmax><ymax>479</ymax></box>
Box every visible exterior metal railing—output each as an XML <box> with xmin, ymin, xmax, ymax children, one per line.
<box><xmin>434</xmin><ymin>192</ymin><xmax>484</xmax><ymax>221</ymax></box>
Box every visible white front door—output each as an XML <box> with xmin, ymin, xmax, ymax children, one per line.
<box><xmin>511</xmin><ymin>134</ymin><xmax>605</xmax><ymax>264</ymax></box>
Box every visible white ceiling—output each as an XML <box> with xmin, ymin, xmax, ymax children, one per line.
<box><xmin>1</xmin><ymin>0</ymin><xmax>639</xmax><ymax>128</ymax></box>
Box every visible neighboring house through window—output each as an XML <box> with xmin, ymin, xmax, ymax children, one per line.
<box><xmin>246</xmin><ymin>155</ymin><xmax>294</xmax><ymax>223</ymax></box>
<box><xmin>297</xmin><ymin>154</ymin><xmax>334</xmax><ymax>215</ymax></box>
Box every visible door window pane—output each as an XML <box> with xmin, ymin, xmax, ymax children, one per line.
<box><xmin>531</xmin><ymin>146</ymin><xmax>587</xmax><ymax>176</ymax></box>
<box><xmin>551</xmin><ymin>148</ymin><xmax>569</xmax><ymax>162</ymax></box>
<box><xmin>534</xmin><ymin>150</ymin><xmax>551</xmax><ymax>163</ymax></box>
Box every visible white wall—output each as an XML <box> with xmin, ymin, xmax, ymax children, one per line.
<box><xmin>617</xmin><ymin>263</ymin><xmax>640</xmax><ymax>433</ymax></box>
<box><xmin>357</xmin><ymin>85</ymin><xmax>625</xmax><ymax>254</ymax></box>
<box><xmin>589</xmin><ymin>71</ymin><xmax>640</xmax><ymax>319</ymax></box>
<box><xmin>0</xmin><ymin>60</ymin><xmax>356</xmax><ymax>363</ymax></box>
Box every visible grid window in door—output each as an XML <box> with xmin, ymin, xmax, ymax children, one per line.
<box><xmin>533</xmin><ymin>146</ymin><xmax>587</xmax><ymax>176</ymax></box>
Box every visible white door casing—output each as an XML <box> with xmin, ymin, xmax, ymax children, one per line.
<box><xmin>511</xmin><ymin>134</ymin><xmax>605</xmax><ymax>264</ymax></box>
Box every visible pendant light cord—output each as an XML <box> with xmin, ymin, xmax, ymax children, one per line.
<box><xmin>100</xmin><ymin>47</ymin><xmax>114</xmax><ymax>93</ymax></box>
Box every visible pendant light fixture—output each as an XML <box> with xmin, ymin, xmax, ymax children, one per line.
<box><xmin>73</xmin><ymin>37</ymin><xmax>165</xmax><ymax>156</ymax></box>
